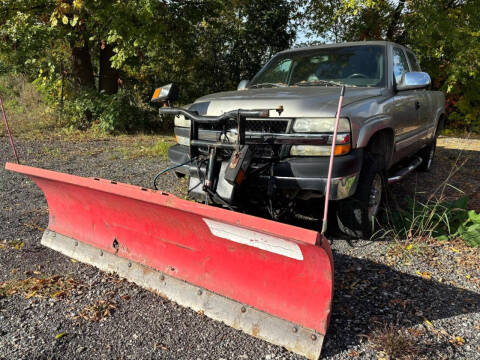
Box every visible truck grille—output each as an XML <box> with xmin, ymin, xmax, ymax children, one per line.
<box><xmin>201</xmin><ymin>118</ymin><xmax>289</xmax><ymax>134</ymax></box>
<box><xmin>207</xmin><ymin>144</ymin><xmax>281</xmax><ymax>160</ymax></box>
<box><xmin>195</xmin><ymin>118</ymin><xmax>290</xmax><ymax>160</ymax></box>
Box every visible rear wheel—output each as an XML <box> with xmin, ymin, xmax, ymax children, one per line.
<box><xmin>335</xmin><ymin>154</ymin><xmax>385</xmax><ymax>239</ymax></box>
<box><xmin>418</xmin><ymin>119</ymin><xmax>443</xmax><ymax>172</ymax></box>
<box><xmin>417</xmin><ymin>136</ymin><xmax>437</xmax><ymax>172</ymax></box>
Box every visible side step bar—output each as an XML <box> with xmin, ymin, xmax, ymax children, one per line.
<box><xmin>388</xmin><ymin>157</ymin><xmax>423</xmax><ymax>184</ymax></box>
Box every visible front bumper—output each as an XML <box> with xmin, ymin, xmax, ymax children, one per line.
<box><xmin>168</xmin><ymin>144</ymin><xmax>363</xmax><ymax>200</ymax></box>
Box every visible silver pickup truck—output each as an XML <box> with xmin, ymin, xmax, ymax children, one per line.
<box><xmin>159</xmin><ymin>41</ymin><xmax>445</xmax><ymax>238</ymax></box>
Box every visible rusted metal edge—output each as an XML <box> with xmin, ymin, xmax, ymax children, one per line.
<box><xmin>42</xmin><ymin>230</ymin><xmax>324</xmax><ymax>360</ymax></box>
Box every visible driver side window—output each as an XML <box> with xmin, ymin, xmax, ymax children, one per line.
<box><xmin>261</xmin><ymin>58</ymin><xmax>292</xmax><ymax>84</ymax></box>
<box><xmin>393</xmin><ymin>48</ymin><xmax>410</xmax><ymax>84</ymax></box>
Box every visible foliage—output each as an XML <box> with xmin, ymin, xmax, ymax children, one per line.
<box><xmin>0</xmin><ymin>0</ymin><xmax>295</xmax><ymax>133</ymax></box>
<box><xmin>296</xmin><ymin>0</ymin><xmax>480</xmax><ymax>133</ymax></box>
<box><xmin>143</xmin><ymin>140</ymin><xmax>172</xmax><ymax>159</ymax></box>
<box><xmin>2</xmin><ymin>1</ymin><xmax>479</xmax><ymax>133</ymax></box>
<box><xmin>0</xmin><ymin>74</ymin><xmax>57</xmax><ymax>137</ymax></box>
<box><xmin>388</xmin><ymin>196</ymin><xmax>480</xmax><ymax>248</ymax></box>
<box><xmin>455</xmin><ymin>209</ymin><xmax>480</xmax><ymax>248</ymax></box>
<box><xmin>404</xmin><ymin>1</ymin><xmax>480</xmax><ymax>134</ymax></box>
<box><xmin>58</xmin><ymin>87</ymin><xmax>157</xmax><ymax>133</ymax></box>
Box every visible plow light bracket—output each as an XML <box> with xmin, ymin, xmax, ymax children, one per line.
<box><xmin>151</xmin><ymin>83</ymin><xmax>179</xmax><ymax>104</ymax></box>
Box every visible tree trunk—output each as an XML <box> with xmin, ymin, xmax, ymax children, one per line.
<box><xmin>71</xmin><ymin>42</ymin><xmax>95</xmax><ymax>89</ymax></box>
<box><xmin>99</xmin><ymin>43</ymin><xmax>119</xmax><ymax>94</ymax></box>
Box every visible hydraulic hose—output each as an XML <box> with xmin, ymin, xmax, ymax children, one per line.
<box><xmin>153</xmin><ymin>157</ymin><xmax>196</xmax><ymax>190</ymax></box>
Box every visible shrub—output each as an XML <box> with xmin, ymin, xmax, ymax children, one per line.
<box><xmin>96</xmin><ymin>89</ymin><xmax>155</xmax><ymax>133</ymax></box>
<box><xmin>386</xmin><ymin>196</ymin><xmax>480</xmax><ymax>248</ymax></box>
<box><xmin>59</xmin><ymin>87</ymin><xmax>157</xmax><ymax>134</ymax></box>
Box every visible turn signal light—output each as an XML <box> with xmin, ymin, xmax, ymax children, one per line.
<box><xmin>334</xmin><ymin>143</ymin><xmax>351</xmax><ymax>155</ymax></box>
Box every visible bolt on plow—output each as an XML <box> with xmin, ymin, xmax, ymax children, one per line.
<box><xmin>5</xmin><ymin>162</ymin><xmax>333</xmax><ymax>359</ymax></box>
<box><xmin>4</xmin><ymin>85</ymin><xmax>349</xmax><ymax>359</ymax></box>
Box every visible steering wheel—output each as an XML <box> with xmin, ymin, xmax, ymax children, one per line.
<box><xmin>347</xmin><ymin>73</ymin><xmax>368</xmax><ymax>79</ymax></box>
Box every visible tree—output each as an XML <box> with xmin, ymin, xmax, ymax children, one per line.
<box><xmin>299</xmin><ymin>0</ymin><xmax>480</xmax><ymax>132</ymax></box>
<box><xmin>190</xmin><ymin>0</ymin><xmax>296</xmax><ymax>95</ymax></box>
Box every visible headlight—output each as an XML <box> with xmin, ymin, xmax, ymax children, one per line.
<box><xmin>174</xmin><ymin>115</ymin><xmax>191</xmax><ymax>128</ymax></box>
<box><xmin>293</xmin><ymin>118</ymin><xmax>350</xmax><ymax>133</ymax></box>
<box><xmin>175</xmin><ymin>135</ymin><xmax>190</xmax><ymax>146</ymax></box>
<box><xmin>290</xmin><ymin>145</ymin><xmax>331</xmax><ymax>156</ymax></box>
<box><xmin>290</xmin><ymin>144</ymin><xmax>351</xmax><ymax>156</ymax></box>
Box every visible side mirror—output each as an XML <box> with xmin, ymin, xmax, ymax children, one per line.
<box><xmin>396</xmin><ymin>72</ymin><xmax>431</xmax><ymax>91</ymax></box>
<box><xmin>237</xmin><ymin>79</ymin><xmax>249</xmax><ymax>91</ymax></box>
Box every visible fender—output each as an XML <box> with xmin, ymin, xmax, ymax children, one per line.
<box><xmin>355</xmin><ymin>114</ymin><xmax>395</xmax><ymax>149</ymax></box>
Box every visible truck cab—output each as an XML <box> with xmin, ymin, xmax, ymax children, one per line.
<box><xmin>162</xmin><ymin>41</ymin><xmax>445</xmax><ymax>238</ymax></box>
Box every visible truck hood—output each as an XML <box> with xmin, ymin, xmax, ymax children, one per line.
<box><xmin>195</xmin><ymin>86</ymin><xmax>384</xmax><ymax>118</ymax></box>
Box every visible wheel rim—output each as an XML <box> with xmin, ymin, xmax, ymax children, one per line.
<box><xmin>368</xmin><ymin>174</ymin><xmax>382</xmax><ymax>219</ymax></box>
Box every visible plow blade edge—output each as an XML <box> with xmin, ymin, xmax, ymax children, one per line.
<box><xmin>6</xmin><ymin>162</ymin><xmax>333</xmax><ymax>359</ymax></box>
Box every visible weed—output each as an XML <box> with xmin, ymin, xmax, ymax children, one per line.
<box><xmin>11</xmin><ymin>239</ymin><xmax>25</xmax><ymax>250</ymax></box>
<box><xmin>380</xmin><ymin>139</ymin><xmax>480</xmax><ymax>247</ymax></box>
<box><xmin>41</xmin><ymin>145</ymin><xmax>62</xmax><ymax>158</ymax></box>
<box><xmin>368</xmin><ymin>324</ymin><xmax>426</xmax><ymax>360</ymax></box>
<box><xmin>386</xmin><ymin>196</ymin><xmax>479</xmax><ymax>246</ymax></box>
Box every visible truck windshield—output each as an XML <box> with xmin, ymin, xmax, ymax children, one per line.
<box><xmin>249</xmin><ymin>45</ymin><xmax>385</xmax><ymax>88</ymax></box>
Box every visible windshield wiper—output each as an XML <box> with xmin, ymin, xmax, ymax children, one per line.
<box><xmin>249</xmin><ymin>82</ymin><xmax>286</xmax><ymax>89</ymax></box>
<box><xmin>295</xmin><ymin>80</ymin><xmax>355</xmax><ymax>87</ymax></box>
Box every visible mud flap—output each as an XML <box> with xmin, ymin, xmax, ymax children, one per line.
<box><xmin>6</xmin><ymin>162</ymin><xmax>334</xmax><ymax>360</ymax></box>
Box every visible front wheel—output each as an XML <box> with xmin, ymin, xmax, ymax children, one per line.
<box><xmin>335</xmin><ymin>154</ymin><xmax>386</xmax><ymax>239</ymax></box>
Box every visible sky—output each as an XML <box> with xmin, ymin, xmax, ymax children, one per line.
<box><xmin>295</xmin><ymin>26</ymin><xmax>310</xmax><ymax>45</ymax></box>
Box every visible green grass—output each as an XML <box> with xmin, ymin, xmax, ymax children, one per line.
<box><xmin>114</xmin><ymin>137</ymin><xmax>175</xmax><ymax>160</ymax></box>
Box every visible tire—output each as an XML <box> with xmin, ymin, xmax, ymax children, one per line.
<box><xmin>417</xmin><ymin>136</ymin><xmax>437</xmax><ymax>172</ymax></box>
<box><xmin>335</xmin><ymin>153</ymin><xmax>386</xmax><ymax>239</ymax></box>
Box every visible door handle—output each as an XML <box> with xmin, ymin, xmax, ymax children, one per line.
<box><xmin>415</xmin><ymin>101</ymin><xmax>420</xmax><ymax>110</ymax></box>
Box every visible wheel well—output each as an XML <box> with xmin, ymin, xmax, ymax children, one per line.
<box><xmin>365</xmin><ymin>129</ymin><xmax>394</xmax><ymax>169</ymax></box>
<box><xmin>437</xmin><ymin>114</ymin><xmax>446</xmax><ymax>136</ymax></box>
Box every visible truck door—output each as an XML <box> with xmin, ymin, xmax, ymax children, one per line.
<box><xmin>406</xmin><ymin>50</ymin><xmax>435</xmax><ymax>141</ymax></box>
<box><xmin>392</xmin><ymin>46</ymin><xmax>422</xmax><ymax>159</ymax></box>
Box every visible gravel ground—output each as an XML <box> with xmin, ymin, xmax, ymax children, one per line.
<box><xmin>1</xmin><ymin>137</ymin><xmax>479</xmax><ymax>360</ymax></box>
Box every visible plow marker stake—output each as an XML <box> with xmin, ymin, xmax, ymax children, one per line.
<box><xmin>6</xmin><ymin>162</ymin><xmax>333</xmax><ymax>359</ymax></box>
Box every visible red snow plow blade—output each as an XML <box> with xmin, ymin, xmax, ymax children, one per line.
<box><xmin>6</xmin><ymin>162</ymin><xmax>333</xmax><ymax>359</ymax></box>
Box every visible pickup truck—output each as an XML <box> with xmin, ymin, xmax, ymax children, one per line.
<box><xmin>157</xmin><ymin>41</ymin><xmax>445</xmax><ymax>238</ymax></box>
